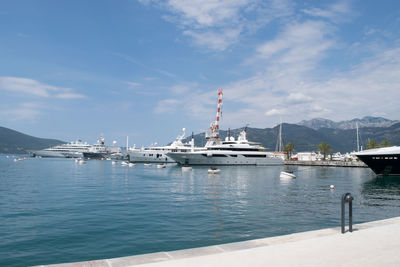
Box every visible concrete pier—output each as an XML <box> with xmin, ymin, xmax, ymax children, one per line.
<box><xmin>284</xmin><ymin>160</ymin><xmax>368</xmax><ymax>168</ymax></box>
<box><xmin>38</xmin><ymin>216</ymin><xmax>400</xmax><ymax>267</ymax></box>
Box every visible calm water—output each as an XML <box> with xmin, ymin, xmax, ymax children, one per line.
<box><xmin>1</xmin><ymin>155</ymin><xmax>399</xmax><ymax>266</ymax></box>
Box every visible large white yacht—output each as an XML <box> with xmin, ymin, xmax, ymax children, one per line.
<box><xmin>128</xmin><ymin>128</ymin><xmax>204</xmax><ymax>163</ymax></box>
<box><xmin>31</xmin><ymin>140</ymin><xmax>92</xmax><ymax>158</ymax></box>
<box><xmin>166</xmin><ymin>89</ymin><xmax>283</xmax><ymax>166</ymax></box>
<box><xmin>167</xmin><ymin>129</ymin><xmax>283</xmax><ymax>166</ymax></box>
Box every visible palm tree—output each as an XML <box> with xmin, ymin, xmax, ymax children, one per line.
<box><xmin>317</xmin><ymin>142</ymin><xmax>331</xmax><ymax>160</ymax></box>
<box><xmin>380</xmin><ymin>140</ymin><xmax>392</xmax><ymax>147</ymax></box>
<box><xmin>365</xmin><ymin>139</ymin><xmax>377</xmax><ymax>149</ymax></box>
<box><xmin>284</xmin><ymin>142</ymin><xmax>295</xmax><ymax>160</ymax></box>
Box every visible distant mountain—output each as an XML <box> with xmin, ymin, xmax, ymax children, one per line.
<box><xmin>298</xmin><ymin>116</ymin><xmax>399</xmax><ymax>130</ymax></box>
<box><xmin>0</xmin><ymin>126</ymin><xmax>65</xmax><ymax>154</ymax></box>
<box><xmin>185</xmin><ymin>122</ymin><xmax>400</xmax><ymax>153</ymax></box>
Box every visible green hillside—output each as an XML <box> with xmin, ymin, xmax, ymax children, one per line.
<box><xmin>0</xmin><ymin>126</ymin><xmax>65</xmax><ymax>154</ymax></box>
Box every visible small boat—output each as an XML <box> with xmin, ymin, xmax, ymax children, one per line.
<box><xmin>280</xmin><ymin>171</ymin><xmax>296</xmax><ymax>179</ymax></box>
<box><xmin>112</xmin><ymin>160</ymin><xmax>118</xmax><ymax>165</ymax></box>
<box><xmin>14</xmin><ymin>157</ymin><xmax>27</xmax><ymax>162</ymax></box>
<box><xmin>157</xmin><ymin>163</ymin><xmax>166</xmax><ymax>168</ymax></box>
<box><xmin>182</xmin><ymin>166</ymin><xmax>192</xmax><ymax>171</ymax></box>
<box><xmin>144</xmin><ymin>163</ymin><xmax>152</xmax><ymax>167</ymax></box>
<box><xmin>76</xmin><ymin>158</ymin><xmax>87</xmax><ymax>164</ymax></box>
<box><xmin>121</xmin><ymin>161</ymin><xmax>129</xmax><ymax>166</ymax></box>
<box><xmin>128</xmin><ymin>163</ymin><xmax>136</xmax><ymax>167</ymax></box>
<box><xmin>208</xmin><ymin>168</ymin><xmax>220</xmax><ymax>174</ymax></box>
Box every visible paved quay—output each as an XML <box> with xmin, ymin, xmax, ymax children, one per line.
<box><xmin>38</xmin><ymin>216</ymin><xmax>400</xmax><ymax>267</ymax></box>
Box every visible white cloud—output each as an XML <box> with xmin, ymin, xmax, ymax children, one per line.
<box><xmin>141</xmin><ymin>0</ymin><xmax>294</xmax><ymax>51</ymax></box>
<box><xmin>0</xmin><ymin>76</ymin><xmax>86</xmax><ymax>99</ymax></box>
<box><xmin>0</xmin><ymin>102</ymin><xmax>42</xmax><ymax>122</ymax></box>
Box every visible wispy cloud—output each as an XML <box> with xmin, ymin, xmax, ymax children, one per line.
<box><xmin>0</xmin><ymin>77</ymin><xmax>86</xmax><ymax>99</ymax></box>
<box><xmin>140</xmin><ymin>0</ymin><xmax>294</xmax><ymax>51</ymax></box>
<box><xmin>112</xmin><ymin>52</ymin><xmax>176</xmax><ymax>78</ymax></box>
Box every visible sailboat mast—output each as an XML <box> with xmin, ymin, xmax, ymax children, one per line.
<box><xmin>356</xmin><ymin>122</ymin><xmax>360</xmax><ymax>152</ymax></box>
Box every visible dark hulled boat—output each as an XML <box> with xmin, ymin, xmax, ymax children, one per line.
<box><xmin>355</xmin><ymin>146</ymin><xmax>400</xmax><ymax>176</ymax></box>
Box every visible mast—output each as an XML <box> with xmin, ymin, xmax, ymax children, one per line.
<box><xmin>356</xmin><ymin>122</ymin><xmax>360</xmax><ymax>152</ymax></box>
<box><xmin>275</xmin><ymin>120</ymin><xmax>283</xmax><ymax>152</ymax></box>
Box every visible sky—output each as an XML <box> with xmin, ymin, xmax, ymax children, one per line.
<box><xmin>1</xmin><ymin>0</ymin><xmax>400</xmax><ymax>146</ymax></box>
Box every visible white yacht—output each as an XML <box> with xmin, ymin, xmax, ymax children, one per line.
<box><xmin>166</xmin><ymin>89</ymin><xmax>283</xmax><ymax>166</ymax></box>
<box><xmin>128</xmin><ymin>128</ymin><xmax>204</xmax><ymax>163</ymax></box>
<box><xmin>167</xmin><ymin>129</ymin><xmax>283</xmax><ymax>166</ymax></box>
<box><xmin>30</xmin><ymin>140</ymin><xmax>92</xmax><ymax>158</ymax></box>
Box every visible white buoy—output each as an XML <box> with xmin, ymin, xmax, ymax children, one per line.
<box><xmin>330</xmin><ymin>185</ymin><xmax>335</xmax><ymax>190</ymax></box>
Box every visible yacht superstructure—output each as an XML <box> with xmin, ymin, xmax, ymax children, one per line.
<box><xmin>128</xmin><ymin>128</ymin><xmax>204</xmax><ymax>163</ymax></box>
<box><xmin>355</xmin><ymin>146</ymin><xmax>400</xmax><ymax>176</ymax></box>
<box><xmin>31</xmin><ymin>140</ymin><xmax>92</xmax><ymax>158</ymax></box>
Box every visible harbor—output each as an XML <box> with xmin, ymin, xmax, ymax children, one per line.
<box><xmin>35</xmin><ymin>216</ymin><xmax>400</xmax><ymax>267</ymax></box>
<box><xmin>284</xmin><ymin>160</ymin><xmax>367</xmax><ymax>168</ymax></box>
<box><xmin>1</xmin><ymin>155</ymin><xmax>399</xmax><ymax>266</ymax></box>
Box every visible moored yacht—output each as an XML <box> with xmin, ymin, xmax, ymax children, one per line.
<box><xmin>167</xmin><ymin>129</ymin><xmax>283</xmax><ymax>165</ymax></box>
<box><xmin>82</xmin><ymin>135</ymin><xmax>109</xmax><ymax>159</ymax></box>
<box><xmin>355</xmin><ymin>146</ymin><xmax>400</xmax><ymax>176</ymax></box>
<box><xmin>128</xmin><ymin>128</ymin><xmax>204</xmax><ymax>163</ymax></box>
<box><xmin>30</xmin><ymin>140</ymin><xmax>92</xmax><ymax>158</ymax></box>
<box><xmin>166</xmin><ymin>89</ymin><xmax>283</xmax><ymax>166</ymax></box>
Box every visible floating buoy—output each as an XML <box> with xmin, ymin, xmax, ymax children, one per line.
<box><xmin>330</xmin><ymin>185</ymin><xmax>335</xmax><ymax>190</ymax></box>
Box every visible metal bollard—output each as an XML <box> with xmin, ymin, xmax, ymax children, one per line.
<box><xmin>341</xmin><ymin>193</ymin><xmax>354</xmax><ymax>234</ymax></box>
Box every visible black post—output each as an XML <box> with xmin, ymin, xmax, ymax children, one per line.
<box><xmin>341</xmin><ymin>193</ymin><xmax>354</xmax><ymax>234</ymax></box>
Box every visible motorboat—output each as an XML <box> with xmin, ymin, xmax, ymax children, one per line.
<box><xmin>208</xmin><ymin>168</ymin><xmax>220</xmax><ymax>174</ymax></box>
<box><xmin>280</xmin><ymin>171</ymin><xmax>296</xmax><ymax>179</ymax></box>
<box><xmin>157</xmin><ymin>163</ymin><xmax>166</xmax><ymax>168</ymax></box>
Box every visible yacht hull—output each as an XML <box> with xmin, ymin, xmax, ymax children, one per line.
<box><xmin>356</xmin><ymin>153</ymin><xmax>400</xmax><ymax>176</ymax></box>
<box><xmin>167</xmin><ymin>152</ymin><xmax>283</xmax><ymax>166</ymax></box>
<box><xmin>128</xmin><ymin>151</ymin><xmax>175</xmax><ymax>163</ymax></box>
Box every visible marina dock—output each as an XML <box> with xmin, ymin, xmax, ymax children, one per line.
<box><xmin>285</xmin><ymin>160</ymin><xmax>368</xmax><ymax>168</ymax></box>
<box><xmin>38</xmin><ymin>216</ymin><xmax>400</xmax><ymax>267</ymax></box>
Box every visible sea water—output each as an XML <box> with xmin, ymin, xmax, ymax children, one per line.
<box><xmin>0</xmin><ymin>155</ymin><xmax>399</xmax><ymax>266</ymax></box>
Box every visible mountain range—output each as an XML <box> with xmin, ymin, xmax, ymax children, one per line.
<box><xmin>0</xmin><ymin>126</ymin><xmax>64</xmax><ymax>154</ymax></box>
<box><xmin>186</xmin><ymin>117</ymin><xmax>400</xmax><ymax>153</ymax></box>
<box><xmin>297</xmin><ymin>116</ymin><xmax>399</xmax><ymax>130</ymax></box>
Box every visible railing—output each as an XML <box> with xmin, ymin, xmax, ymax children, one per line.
<box><xmin>341</xmin><ymin>193</ymin><xmax>354</xmax><ymax>233</ymax></box>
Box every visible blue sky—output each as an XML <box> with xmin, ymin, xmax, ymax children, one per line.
<box><xmin>1</xmin><ymin>0</ymin><xmax>400</xmax><ymax>146</ymax></box>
